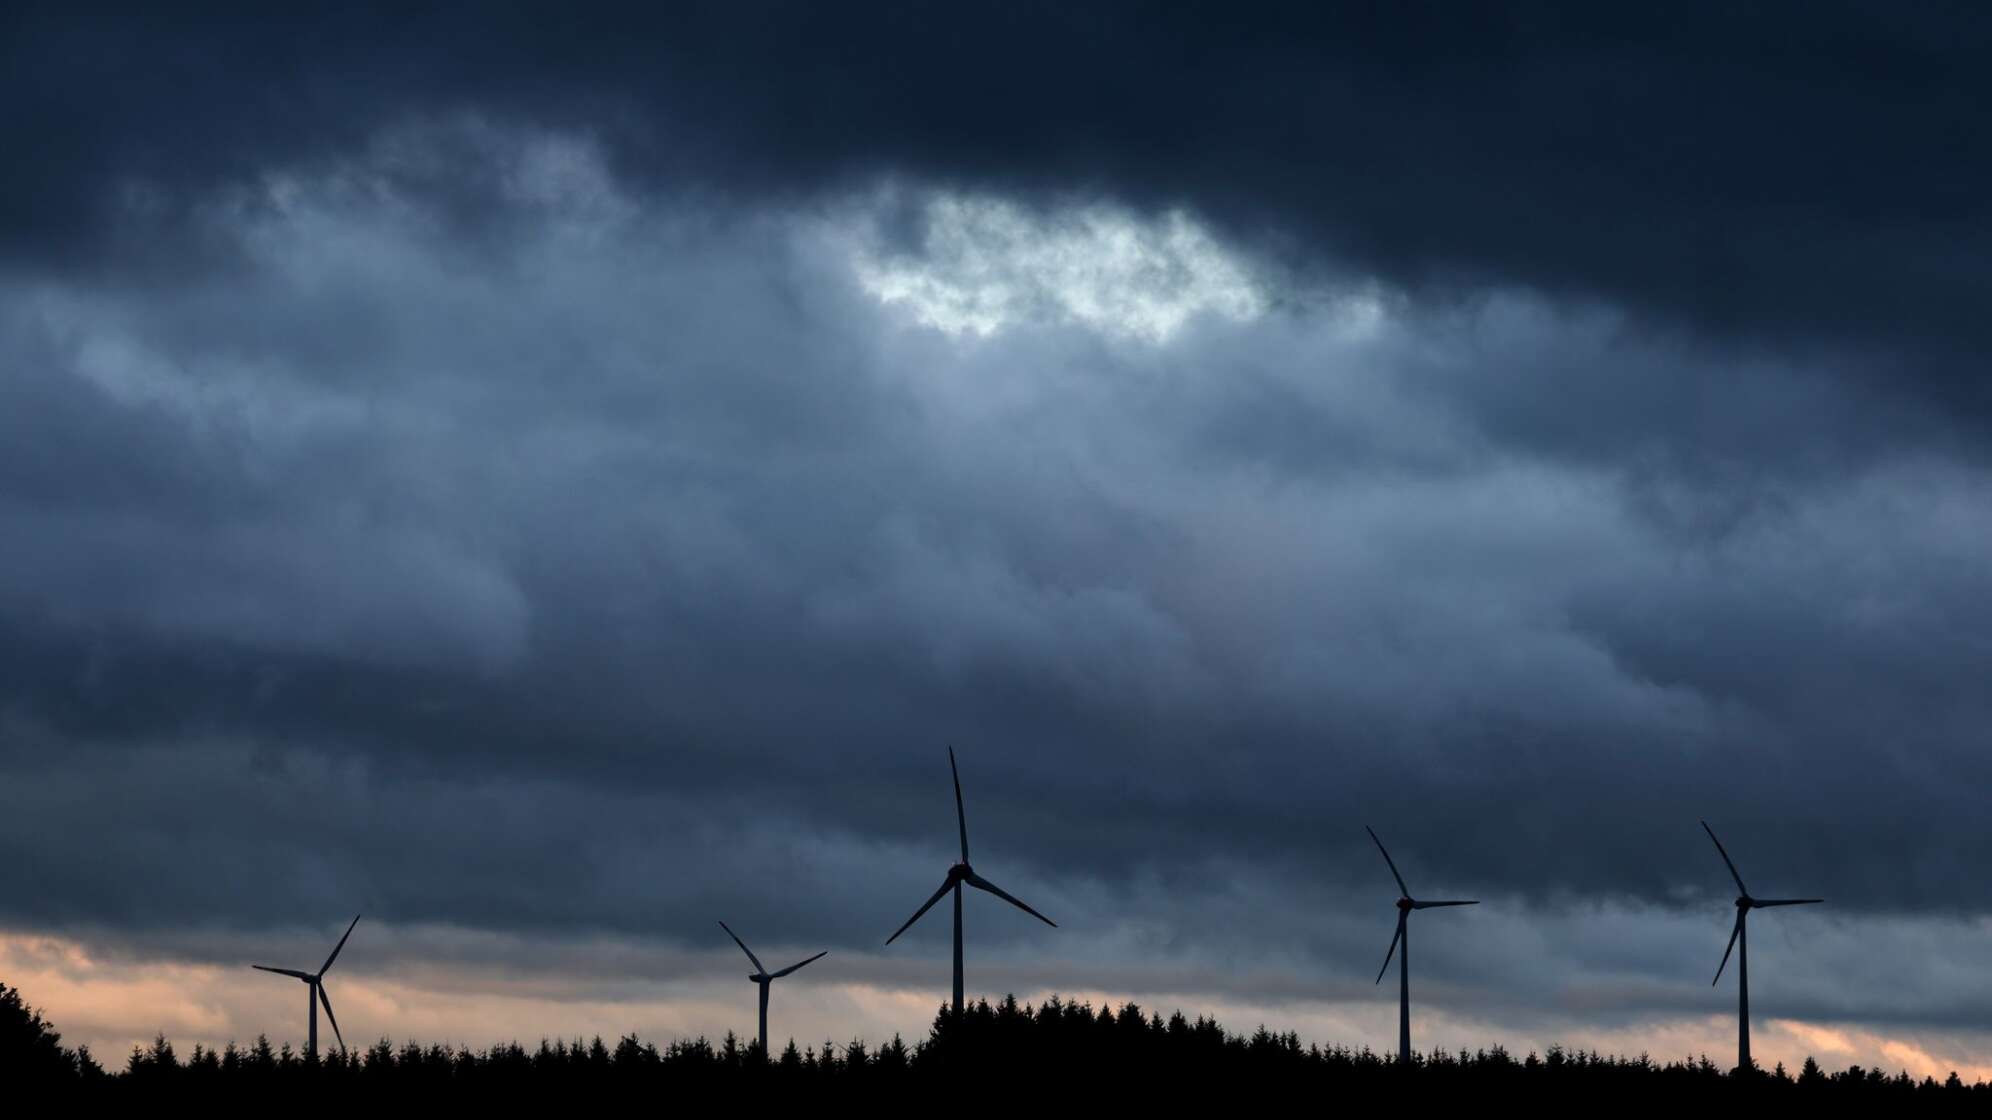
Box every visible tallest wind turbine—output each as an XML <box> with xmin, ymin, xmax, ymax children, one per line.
<box><xmin>1702</xmin><ymin>821</ymin><xmax>1823</xmax><ymax>1074</ymax></box>
<box><xmin>885</xmin><ymin>747</ymin><xmax>1056</xmax><ymax>1015</ymax></box>
<box><xmin>1367</xmin><ymin>827</ymin><xmax>1477</xmax><ymax>1066</ymax></box>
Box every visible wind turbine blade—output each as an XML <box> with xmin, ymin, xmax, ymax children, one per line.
<box><xmin>964</xmin><ymin>871</ymin><xmax>1057</xmax><ymax>928</ymax></box>
<box><xmin>252</xmin><ymin>965</ymin><xmax>312</xmax><ymax>980</ymax></box>
<box><xmin>1712</xmin><ymin>912</ymin><xmax>1743</xmax><ymax>985</ymax></box>
<box><xmin>317</xmin><ymin>983</ymin><xmax>345</xmax><ymax>1052</ymax></box>
<box><xmin>770</xmin><ymin>950</ymin><xmax>828</xmax><ymax>979</ymax></box>
<box><xmin>1375</xmin><ymin>911</ymin><xmax>1405</xmax><ymax>985</ymax></box>
<box><xmin>1753</xmin><ymin>898</ymin><xmax>1824</xmax><ymax>907</ymax></box>
<box><xmin>718</xmin><ymin>921</ymin><xmax>766</xmax><ymax>973</ymax></box>
<box><xmin>1700</xmin><ymin>821</ymin><xmax>1749</xmax><ymax>896</ymax></box>
<box><xmin>1412</xmin><ymin>900</ymin><xmax>1480</xmax><ymax>909</ymax></box>
<box><xmin>885</xmin><ymin>878</ymin><xmax>954</xmax><ymax>945</ymax></box>
<box><xmin>319</xmin><ymin>914</ymin><xmax>362</xmax><ymax>975</ymax></box>
<box><xmin>949</xmin><ymin>746</ymin><xmax>968</xmax><ymax>863</ymax></box>
<box><xmin>1366</xmin><ymin>826</ymin><xmax>1410</xmax><ymax>896</ymax></box>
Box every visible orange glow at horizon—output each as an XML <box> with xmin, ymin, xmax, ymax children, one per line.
<box><xmin>4</xmin><ymin>930</ymin><xmax>1988</xmax><ymax>1082</ymax></box>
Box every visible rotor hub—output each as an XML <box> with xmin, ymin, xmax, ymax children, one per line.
<box><xmin>1396</xmin><ymin>897</ymin><xmax>1413</xmax><ymax>911</ymax></box>
<box><xmin>949</xmin><ymin>862</ymin><xmax>972</xmax><ymax>880</ymax></box>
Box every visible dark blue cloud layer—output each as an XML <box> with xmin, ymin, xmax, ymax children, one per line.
<box><xmin>3</xmin><ymin>6</ymin><xmax>1990</xmax><ymax>1037</ymax></box>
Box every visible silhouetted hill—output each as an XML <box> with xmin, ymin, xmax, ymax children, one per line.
<box><xmin>7</xmin><ymin>979</ymin><xmax>1985</xmax><ymax>1103</ymax></box>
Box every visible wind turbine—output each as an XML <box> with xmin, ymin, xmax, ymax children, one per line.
<box><xmin>718</xmin><ymin>920</ymin><xmax>826</xmax><ymax>1057</ymax></box>
<box><xmin>1367</xmin><ymin>826</ymin><xmax>1477</xmax><ymax>1065</ymax></box>
<box><xmin>885</xmin><ymin>747</ymin><xmax>1056</xmax><ymax>1015</ymax></box>
<box><xmin>1702</xmin><ymin>820</ymin><xmax>1823</xmax><ymax>1074</ymax></box>
<box><xmin>252</xmin><ymin>914</ymin><xmax>360</xmax><ymax>1060</ymax></box>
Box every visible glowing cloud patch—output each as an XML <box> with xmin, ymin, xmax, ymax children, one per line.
<box><xmin>850</xmin><ymin>194</ymin><xmax>1265</xmax><ymax>342</ymax></box>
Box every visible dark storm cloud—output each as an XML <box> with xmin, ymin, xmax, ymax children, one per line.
<box><xmin>5</xmin><ymin>5</ymin><xmax>1992</xmax><ymax>1047</ymax></box>
<box><xmin>9</xmin><ymin>3</ymin><xmax>1992</xmax><ymax>426</ymax></box>
<box><xmin>2</xmin><ymin>130</ymin><xmax>1988</xmax><ymax>930</ymax></box>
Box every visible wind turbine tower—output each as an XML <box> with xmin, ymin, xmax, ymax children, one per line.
<box><xmin>885</xmin><ymin>747</ymin><xmax>1056</xmax><ymax>1015</ymax></box>
<box><xmin>251</xmin><ymin>914</ymin><xmax>361</xmax><ymax>1060</ymax></box>
<box><xmin>718</xmin><ymin>920</ymin><xmax>826</xmax><ymax>1057</ymax></box>
<box><xmin>1367</xmin><ymin>827</ymin><xmax>1477</xmax><ymax>1066</ymax></box>
<box><xmin>1702</xmin><ymin>820</ymin><xmax>1823</xmax><ymax>1074</ymax></box>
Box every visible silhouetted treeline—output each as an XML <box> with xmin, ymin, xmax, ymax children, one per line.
<box><xmin>7</xmin><ymin>980</ymin><xmax>1986</xmax><ymax>1102</ymax></box>
<box><xmin>2</xmin><ymin>981</ymin><xmax>105</xmax><ymax>1083</ymax></box>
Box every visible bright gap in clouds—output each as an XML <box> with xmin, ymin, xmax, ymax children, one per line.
<box><xmin>848</xmin><ymin>193</ymin><xmax>1268</xmax><ymax>342</ymax></box>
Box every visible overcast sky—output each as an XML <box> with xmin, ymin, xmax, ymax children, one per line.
<box><xmin>4</xmin><ymin>2</ymin><xmax>1991</xmax><ymax>1077</ymax></box>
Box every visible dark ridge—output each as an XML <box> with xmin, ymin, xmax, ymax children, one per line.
<box><xmin>7</xmin><ymin>979</ymin><xmax>1984</xmax><ymax>1100</ymax></box>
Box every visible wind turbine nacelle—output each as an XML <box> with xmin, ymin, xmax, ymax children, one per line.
<box><xmin>1396</xmin><ymin>897</ymin><xmax>1414</xmax><ymax>911</ymax></box>
<box><xmin>750</xmin><ymin>973</ymin><xmax>768</xmax><ymax>983</ymax></box>
<box><xmin>1737</xmin><ymin>897</ymin><xmax>1752</xmax><ymax>909</ymax></box>
<box><xmin>948</xmin><ymin>862</ymin><xmax>973</xmax><ymax>880</ymax></box>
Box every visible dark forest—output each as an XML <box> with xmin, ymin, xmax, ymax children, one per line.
<box><xmin>8</xmin><ymin>980</ymin><xmax>1984</xmax><ymax>1103</ymax></box>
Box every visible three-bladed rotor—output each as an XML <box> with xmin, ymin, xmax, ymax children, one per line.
<box><xmin>720</xmin><ymin>920</ymin><xmax>827</xmax><ymax>983</ymax></box>
<box><xmin>886</xmin><ymin>747</ymin><xmax>1057</xmax><ymax>946</ymax></box>
<box><xmin>1702</xmin><ymin>821</ymin><xmax>1823</xmax><ymax>985</ymax></box>
<box><xmin>1367</xmin><ymin>826</ymin><xmax>1477</xmax><ymax>983</ymax></box>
